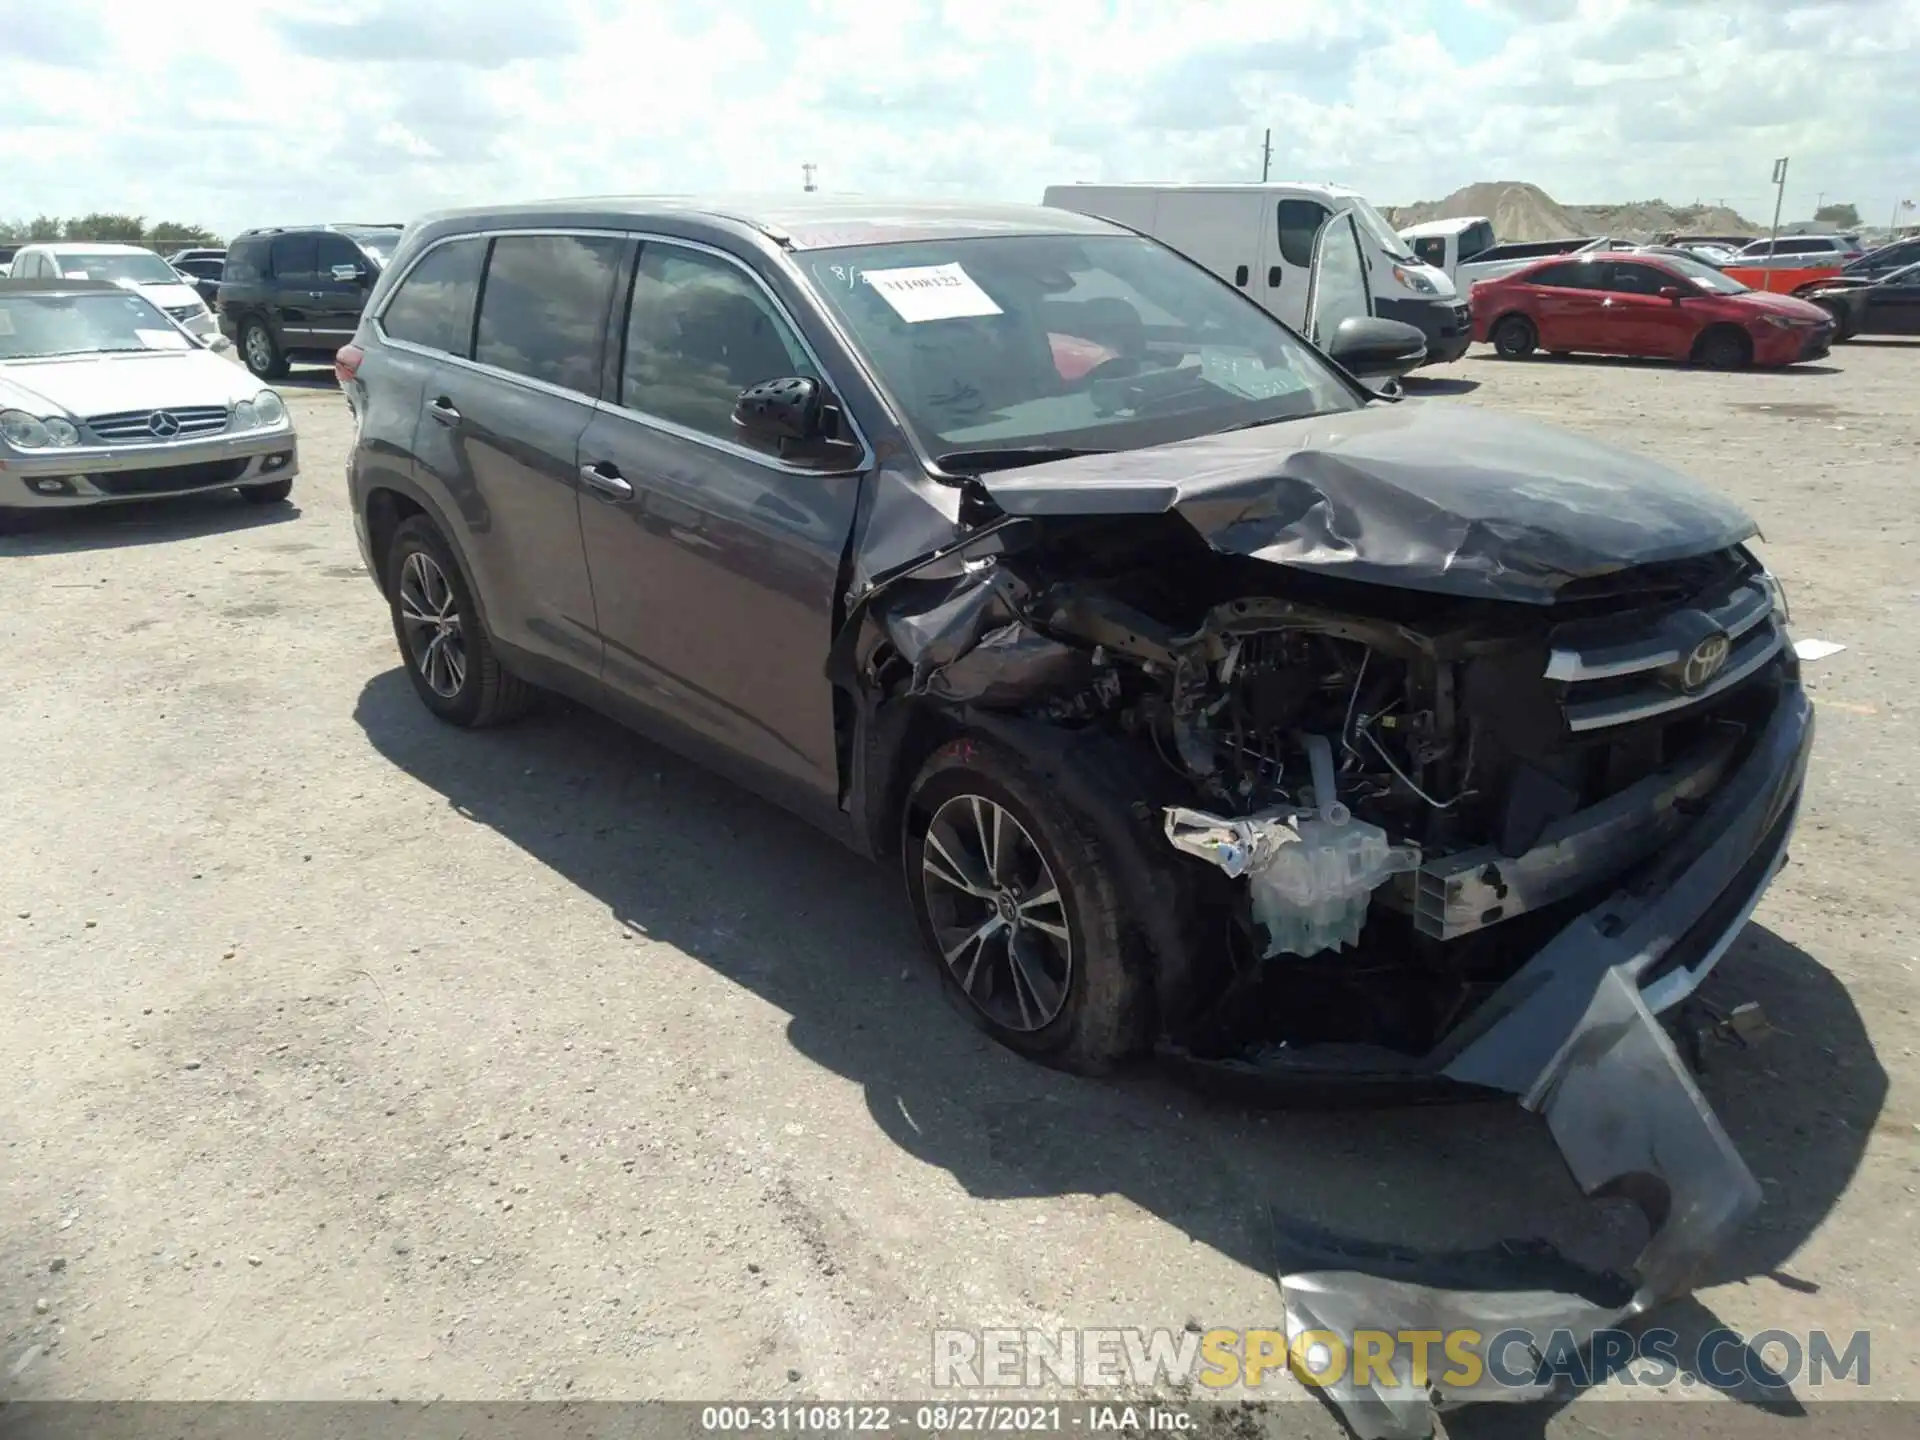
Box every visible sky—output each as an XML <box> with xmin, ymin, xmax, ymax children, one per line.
<box><xmin>3</xmin><ymin>0</ymin><xmax>1916</xmax><ymax>240</ymax></box>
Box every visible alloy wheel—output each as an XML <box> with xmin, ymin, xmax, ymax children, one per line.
<box><xmin>397</xmin><ymin>551</ymin><xmax>468</xmax><ymax>699</ymax></box>
<box><xmin>244</xmin><ymin>325</ymin><xmax>274</xmax><ymax>375</ymax></box>
<box><xmin>920</xmin><ymin>794</ymin><xmax>1073</xmax><ymax>1032</ymax></box>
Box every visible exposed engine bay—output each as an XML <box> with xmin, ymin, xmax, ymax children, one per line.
<box><xmin>844</xmin><ymin>508</ymin><xmax>1793</xmax><ymax>1068</ymax></box>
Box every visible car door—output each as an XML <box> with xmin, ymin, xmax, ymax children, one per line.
<box><xmin>409</xmin><ymin>231</ymin><xmax>625</xmax><ymax>681</ymax></box>
<box><xmin>310</xmin><ymin>233</ymin><xmax>375</xmax><ymax>354</ymax></box>
<box><xmin>1599</xmin><ymin>261</ymin><xmax>1693</xmax><ymax>358</ymax></box>
<box><xmin>1863</xmin><ymin>269</ymin><xmax>1920</xmax><ymax>335</ymax></box>
<box><xmin>1525</xmin><ymin>261</ymin><xmax>1610</xmax><ymax>350</ymax></box>
<box><xmin>1302</xmin><ymin>209</ymin><xmax>1372</xmax><ymax>349</ymax></box>
<box><xmin>1265</xmin><ymin>197</ymin><xmax>1330</xmax><ymax>329</ymax></box>
<box><xmin>574</xmin><ymin>237</ymin><xmax>866</xmax><ymax>819</ymax></box>
<box><xmin>267</xmin><ymin>233</ymin><xmax>321</xmax><ymax>352</ymax></box>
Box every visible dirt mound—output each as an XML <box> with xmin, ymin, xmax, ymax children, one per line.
<box><xmin>1386</xmin><ymin>183</ymin><xmax>1762</xmax><ymax>243</ymax></box>
<box><xmin>1386</xmin><ymin>182</ymin><xmax>1584</xmax><ymax>242</ymax></box>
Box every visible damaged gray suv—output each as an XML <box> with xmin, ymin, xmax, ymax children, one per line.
<box><xmin>343</xmin><ymin>198</ymin><xmax>1812</xmax><ymax>1435</ymax></box>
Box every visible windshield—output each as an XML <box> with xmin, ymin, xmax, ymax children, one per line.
<box><xmin>347</xmin><ymin>231</ymin><xmax>399</xmax><ymax>263</ymax></box>
<box><xmin>801</xmin><ymin>234</ymin><xmax>1360</xmax><ymax>464</ymax></box>
<box><xmin>1661</xmin><ymin>253</ymin><xmax>1750</xmax><ymax>294</ymax></box>
<box><xmin>48</xmin><ymin>250</ymin><xmax>180</xmax><ymax>286</ymax></box>
<box><xmin>1346</xmin><ymin>197</ymin><xmax>1416</xmax><ymax>263</ymax></box>
<box><xmin>0</xmin><ymin>291</ymin><xmax>190</xmax><ymax>360</ymax></box>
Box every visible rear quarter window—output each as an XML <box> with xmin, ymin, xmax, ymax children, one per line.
<box><xmin>224</xmin><ymin>238</ymin><xmax>268</xmax><ymax>284</ymax></box>
<box><xmin>379</xmin><ymin>238</ymin><xmax>488</xmax><ymax>356</ymax></box>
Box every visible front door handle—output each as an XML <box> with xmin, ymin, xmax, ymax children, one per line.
<box><xmin>580</xmin><ymin>462</ymin><xmax>634</xmax><ymax>501</ymax></box>
<box><xmin>427</xmin><ymin>396</ymin><xmax>460</xmax><ymax>425</ymax></box>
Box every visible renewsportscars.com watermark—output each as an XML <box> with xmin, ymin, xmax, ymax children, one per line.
<box><xmin>933</xmin><ymin>1327</ymin><xmax>1872</xmax><ymax>1393</ymax></box>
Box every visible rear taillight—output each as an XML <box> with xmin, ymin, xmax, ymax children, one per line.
<box><xmin>334</xmin><ymin>343</ymin><xmax>363</xmax><ymax>386</ymax></box>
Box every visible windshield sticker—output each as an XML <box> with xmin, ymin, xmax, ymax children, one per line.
<box><xmin>862</xmin><ymin>263</ymin><xmax>1003</xmax><ymax>323</ymax></box>
<box><xmin>135</xmin><ymin>328</ymin><xmax>192</xmax><ymax>351</ymax></box>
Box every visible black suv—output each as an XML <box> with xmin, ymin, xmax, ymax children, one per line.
<box><xmin>217</xmin><ymin>223</ymin><xmax>402</xmax><ymax>378</ymax></box>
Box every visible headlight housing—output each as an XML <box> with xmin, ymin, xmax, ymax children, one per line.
<box><xmin>1759</xmin><ymin>314</ymin><xmax>1794</xmax><ymax>330</ymax></box>
<box><xmin>0</xmin><ymin>409</ymin><xmax>79</xmax><ymax>449</ymax></box>
<box><xmin>252</xmin><ymin>389</ymin><xmax>287</xmax><ymax>427</ymax></box>
<box><xmin>1391</xmin><ymin>264</ymin><xmax>1438</xmax><ymax>296</ymax></box>
<box><xmin>231</xmin><ymin>399</ymin><xmax>258</xmax><ymax>430</ymax></box>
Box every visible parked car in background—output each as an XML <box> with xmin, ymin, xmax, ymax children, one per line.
<box><xmin>1042</xmin><ymin>182</ymin><xmax>1467</xmax><ymax>365</ymax></box>
<box><xmin>1471</xmin><ymin>251</ymin><xmax>1833</xmax><ymax>368</ymax></box>
<box><xmin>1722</xmin><ymin>233</ymin><xmax>1864</xmax><ymax>296</ymax></box>
<box><xmin>1635</xmin><ymin>243</ymin><xmax>1733</xmax><ymax>269</ymax></box>
<box><xmin>1800</xmin><ymin>260</ymin><xmax>1920</xmax><ymax>340</ymax></box>
<box><xmin>169</xmin><ymin>250</ymin><xmax>227</xmax><ymax>309</ymax></box>
<box><xmin>1398</xmin><ymin>218</ymin><xmax>1612</xmax><ymax>290</ymax></box>
<box><xmin>0</xmin><ymin>245</ymin><xmax>18</xmax><ymax>278</ymax></box>
<box><xmin>0</xmin><ymin>276</ymin><xmax>297</xmax><ymax>519</ymax></box>
<box><xmin>4</xmin><ymin>242</ymin><xmax>218</xmax><ymax>342</ymax></box>
<box><xmin>1840</xmin><ymin>234</ymin><xmax>1920</xmax><ymax>280</ymax></box>
<box><xmin>217</xmin><ymin>223</ymin><xmax>402</xmax><ymax>379</ymax></box>
<box><xmin>336</xmin><ymin>196</ymin><xmax>1811</xmax><ymax>1440</ymax></box>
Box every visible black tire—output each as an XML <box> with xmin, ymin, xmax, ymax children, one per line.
<box><xmin>240</xmin><ymin>318</ymin><xmax>289</xmax><ymax>380</ymax></box>
<box><xmin>1817</xmin><ymin>303</ymin><xmax>1854</xmax><ymax>342</ymax></box>
<box><xmin>1693</xmin><ymin>326</ymin><xmax>1751</xmax><ymax>371</ymax></box>
<box><xmin>1491</xmin><ymin>315</ymin><xmax>1537</xmax><ymax>358</ymax></box>
<box><xmin>903</xmin><ymin>736</ymin><xmax>1149</xmax><ymax>1073</ymax></box>
<box><xmin>384</xmin><ymin>515</ymin><xmax>536</xmax><ymax>728</ymax></box>
<box><xmin>239</xmin><ymin>478</ymin><xmax>293</xmax><ymax>504</ymax></box>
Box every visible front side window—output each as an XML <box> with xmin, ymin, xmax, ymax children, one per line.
<box><xmin>1606</xmin><ymin>263</ymin><xmax>1670</xmax><ymax>296</ymax></box>
<box><xmin>315</xmin><ymin>233</ymin><xmax>366</xmax><ymax>276</ymax></box>
<box><xmin>47</xmin><ymin>250</ymin><xmax>178</xmax><ymax>285</ymax></box>
<box><xmin>269</xmin><ymin>235</ymin><xmax>318</xmax><ymax>281</ymax></box>
<box><xmin>380</xmin><ymin>237</ymin><xmax>487</xmax><ymax>355</ymax></box>
<box><xmin>473</xmin><ymin>233</ymin><xmax>625</xmax><ymax>395</ymax></box>
<box><xmin>1307</xmin><ymin>213</ymin><xmax>1371</xmax><ymax>346</ymax></box>
<box><xmin>620</xmin><ymin>243</ymin><xmax>814</xmax><ymax>444</ymax></box>
<box><xmin>800</xmin><ymin>232</ymin><xmax>1359</xmax><ymax>461</ymax></box>
<box><xmin>1275</xmin><ymin>199</ymin><xmax>1329</xmax><ymax>268</ymax></box>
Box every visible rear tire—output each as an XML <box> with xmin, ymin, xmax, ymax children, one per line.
<box><xmin>385</xmin><ymin>515</ymin><xmax>536</xmax><ymax>728</ymax></box>
<box><xmin>1491</xmin><ymin>315</ymin><xmax>1537</xmax><ymax>358</ymax></box>
<box><xmin>1693</xmin><ymin>326</ymin><xmax>1752</xmax><ymax>370</ymax></box>
<box><xmin>903</xmin><ymin>737</ymin><xmax>1149</xmax><ymax>1074</ymax></box>
<box><xmin>239</xmin><ymin>478</ymin><xmax>293</xmax><ymax>504</ymax></box>
<box><xmin>240</xmin><ymin>319</ymin><xmax>289</xmax><ymax>380</ymax></box>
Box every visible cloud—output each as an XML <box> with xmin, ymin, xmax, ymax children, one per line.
<box><xmin>1</xmin><ymin>0</ymin><xmax>1915</xmax><ymax>239</ymax></box>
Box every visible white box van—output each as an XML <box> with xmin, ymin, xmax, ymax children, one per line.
<box><xmin>1041</xmin><ymin>182</ymin><xmax>1469</xmax><ymax>365</ymax></box>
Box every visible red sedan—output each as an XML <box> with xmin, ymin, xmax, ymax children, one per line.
<box><xmin>1470</xmin><ymin>251</ymin><xmax>1835</xmax><ymax>369</ymax></box>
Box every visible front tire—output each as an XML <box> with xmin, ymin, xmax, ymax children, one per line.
<box><xmin>903</xmin><ymin>737</ymin><xmax>1148</xmax><ymax>1073</ymax></box>
<box><xmin>1491</xmin><ymin>315</ymin><xmax>1537</xmax><ymax>358</ymax></box>
<box><xmin>240</xmin><ymin>319</ymin><xmax>289</xmax><ymax>380</ymax></box>
<box><xmin>239</xmin><ymin>478</ymin><xmax>293</xmax><ymax>504</ymax></box>
<box><xmin>384</xmin><ymin>515</ymin><xmax>535</xmax><ymax>728</ymax></box>
<box><xmin>1693</xmin><ymin>326</ymin><xmax>1752</xmax><ymax>371</ymax></box>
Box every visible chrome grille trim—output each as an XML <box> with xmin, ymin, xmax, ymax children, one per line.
<box><xmin>1544</xmin><ymin>578</ymin><xmax>1772</xmax><ymax>682</ymax></box>
<box><xmin>84</xmin><ymin>406</ymin><xmax>230</xmax><ymax>441</ymax></box>
<box><xmin>1563</xmin><ymin>620</ymin><xmax>1785</xmax><ymax>733</ymax></box>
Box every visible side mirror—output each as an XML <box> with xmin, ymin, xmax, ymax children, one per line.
<box><xmin>1325</xmin><ymin>316</ymin><xmax>1427</xmax><ymax>380</ymax></box>
<box><xmin>733</xmin><ymin>376</ymin><xmax>860</xmax><ymax>465</ymax></box>
<box><xmin>1659</xmin><ymin>285</ymin><xmax>1684</xmax><ymax>301</ymax></box>
<box><xmin>331</xmin><ymin>263</ymin><xmax>367</xmax><ymax>284</ymax></box>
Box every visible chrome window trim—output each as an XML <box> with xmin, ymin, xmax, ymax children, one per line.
<box><xmin>373</xmin><ymin>225</ymin><xmax>874</xmax><ymax>479</ymax></box>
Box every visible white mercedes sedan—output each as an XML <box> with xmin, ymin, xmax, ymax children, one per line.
<box><xmin>1</xmin><ymin>276</ymin><xmax>298</xmax><ymax>516</ymax></box>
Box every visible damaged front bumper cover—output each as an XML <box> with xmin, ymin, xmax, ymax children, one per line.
<box><xmin>1276</xmin><ymin>684</ymin><xmax>1812</xmax><ymax>1438</ymax></box>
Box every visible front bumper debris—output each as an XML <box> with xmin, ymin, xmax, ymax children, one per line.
<box><xmin>1277</xmin><ymin>684</ymin><xmax>1812</xmax><ymax>1438</ymax></box>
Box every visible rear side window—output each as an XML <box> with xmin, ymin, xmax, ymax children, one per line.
<box><xmin>474</xmin><ymin>233</ymin><xmax>625</xmax><ymax>395</ymax></box>
<box><xmin>1275</xmin><ymin>199</ymin><xmax>1329</xmax><ymax>268</ymax></box>
<box><xmin>269</xmin><ymin>234</ymin><xmax>318</xmax><ymax>281</ymax></box>
<box><xmin>380</xmin><ymin>238</ymin><xmax>487</xmax><ymax>355</ymax></box>
<box><xmin>1529</xmin><ymin>262</ymin><xmax>1603</xmax><ymax>289</ymax></box>
<box><xmin>1461</xmin><ymin>221</ymin><xmax>1496</xmax><ymax>260</ymax></box>
<box><xmin>225</xmin><ymin>237</ymin><xmax>268</xmax><ymax>283</ymax></box>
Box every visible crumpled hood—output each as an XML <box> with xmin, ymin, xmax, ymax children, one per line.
<box><xmin>975</xmin><ymin>400</ymin><xmax>1758</xmax><ymax>604</ymax></box>
<box><xmin>0</xmin><ymin>350</ymin><xmax>260</xmax><ymax>419</ymax></box>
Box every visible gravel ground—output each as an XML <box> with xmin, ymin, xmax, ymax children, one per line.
<box><xmin>2</xmin><ymin>343</ymin><xmax>1916</xmax><ymax>1428</ymax></box>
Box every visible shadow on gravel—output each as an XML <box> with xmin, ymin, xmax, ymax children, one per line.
<box><xmin>0</xmin><ymin>492</ymin><xmax>301</xmax><ymax>554</ymax></box>
<box><xmin>1400</xmin><ymin>375</ymin><xmax>1481</xmax><ymax>396</ymax></box>
<box><xmin>353</xmin><ymin>669</ymin><xmax>1883</xmax><ymax>1434</ymax></box>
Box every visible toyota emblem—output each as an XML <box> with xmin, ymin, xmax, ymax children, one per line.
<box><xmin>147</xmin><ymin>411</ymin><xmax>181</xmax><ymax>438</ymax></box>
<box><xmin>1681</xmin><ymin>632</ymin><xmax>1732</xmax><ymax>692</ymax></box>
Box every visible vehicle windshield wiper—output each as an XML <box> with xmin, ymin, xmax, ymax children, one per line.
<box><xmin>934</xmin><ymin>445</ymin><xmax>1110</xmax><ymax>474</ymax></box>
<box><xmin>1218</xmin><ymin>406</ymin><xmax>1330</xmax><ymax>433</ymax></box>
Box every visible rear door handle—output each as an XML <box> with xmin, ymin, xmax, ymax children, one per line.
<box><xmin>580</xmin><ymin>461</ymin><xmax>634</xmax><ymax>501</ymax></box>
<box><xmin>427</xmin><ymin>397</ymin><xmax>460</xmax><ymax>425</ymax></box>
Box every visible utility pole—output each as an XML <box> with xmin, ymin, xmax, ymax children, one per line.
<box><xmin>802</xmin><ymin>163</ymin><xmax>817</xmax><ymax>193</ymax></box>
<box><xmin>1260</xmin><ymin>129</ymin><xmax>1272</xmax><ymax>183</ymax></box>
<box><xmin>1764</xmin><ymin>157</ymin><xmax>1789</xmax><ymax>292</ymax></box>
